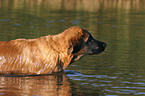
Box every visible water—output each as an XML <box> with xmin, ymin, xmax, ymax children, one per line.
<box><xmin>0</xmin><ymin>0</ymin><xmax>145</xmax><ymax>96</ymax></box>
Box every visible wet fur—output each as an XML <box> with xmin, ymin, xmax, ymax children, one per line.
<box><xmin>0</xmin><ymin>26</ymin><xmax>92</xmax><ymax>75</ymax></box>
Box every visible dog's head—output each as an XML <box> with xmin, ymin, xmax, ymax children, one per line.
<box><xmin>81</xmin><ymin>29</ymin><xmax>106</xmax><ymax>55</ymax></box>
<box><xmin>58</xmin><ymin>26</ymin><xmax>106</xmax><ymax>63</ymax></box>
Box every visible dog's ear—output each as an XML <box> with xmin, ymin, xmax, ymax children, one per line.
<box><xmin>81</xmin><ymin>28</ymin><xmax>90</xmax><ymax>42</ymax></box>
<box><xmin>67</xmin><ymin>39</ymin><xmax>82</xmax><ymax>55</ymax></box>
<box><xmin>72</xmin><ymin>38</ymin><xmax>84</xmax><ymax>54</ymax></box>
<box><xmin>67</xmin><ymin>28</ymin><xmax>90</xmax><ymax>55</ymax></box>
<box><xmin>68</xmin><ymin>37</ymin><xmax>86</xmax><ymax>55</ymax></box>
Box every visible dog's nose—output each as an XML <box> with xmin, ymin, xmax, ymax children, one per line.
<box><xmin>102</xmin><ymin>43</ymin><xmax>107</xmax><ymax>48</ymax></box>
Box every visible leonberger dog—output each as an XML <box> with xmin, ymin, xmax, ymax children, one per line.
<box><xmin>0</xmin><ymin>26</ymin><xmax>106</xmax><ymax>75</ymax></box>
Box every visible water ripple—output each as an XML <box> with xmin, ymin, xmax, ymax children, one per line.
<box><xmin>66</xmin><ymin>70</ymin><xmax>145</xmax><ymax>95</ymax></box>
<box><xmin>0</xmin><ymin>19</ymin><xmax>10</xmax><ymax>22</ymax></box>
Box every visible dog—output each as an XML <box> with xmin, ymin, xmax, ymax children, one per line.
<box><xmin>0</xmin><ymin>26</ymin><xmax>106</xmax><ymax>75</ymax></box>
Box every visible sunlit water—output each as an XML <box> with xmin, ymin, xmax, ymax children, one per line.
<box><xmin>0</xmin><ymin>0</ymin><xmax>145</xmax><ymax>96</ymax></box>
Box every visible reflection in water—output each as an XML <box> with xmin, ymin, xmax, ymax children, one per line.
<box><xmin>0</xmin><ymin>73</ymin><xmax>72</xmax><ymax>96</ymax></box>
<box><xmin>0</xmin><ymin>71</ymin><xmax>105</xmax><ymax>96</ymax></box>
<box><xmin>1</xmin><ymin>0</ymin><xmax>145</xmax><ymax>13</ymax></box>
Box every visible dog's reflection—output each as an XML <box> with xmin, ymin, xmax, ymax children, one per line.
<box><xmin>0</xmin><ymin>73</ymin><xmax>72</xmax><ymax>96</ymax></box>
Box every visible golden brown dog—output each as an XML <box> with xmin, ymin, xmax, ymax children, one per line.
<box><xmin>0</xmin><ymin>26</ymin><xmax>106</xmax><ymax>75</ymax></box>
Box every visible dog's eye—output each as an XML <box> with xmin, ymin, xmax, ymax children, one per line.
<box><xmin>85</xmin><ymin>35</ymin><xmax>94</xmax><ymax>46</ymax></box>
<box><xmin>87</xmin><ymin>35</ymin><xmax>93</xmax><ymax>42</ymax></box>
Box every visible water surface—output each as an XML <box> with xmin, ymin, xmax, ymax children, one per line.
<box><xmin>0</xmin><ymin>0</ymin><xmax>145</xmax><ymax>96</ymax></box>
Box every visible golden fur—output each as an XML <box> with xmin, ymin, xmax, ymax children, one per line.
<box><xmin>0</xmin><ymin>26</ymin><xmax>90</xmax><ymax>75</ymax></box>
